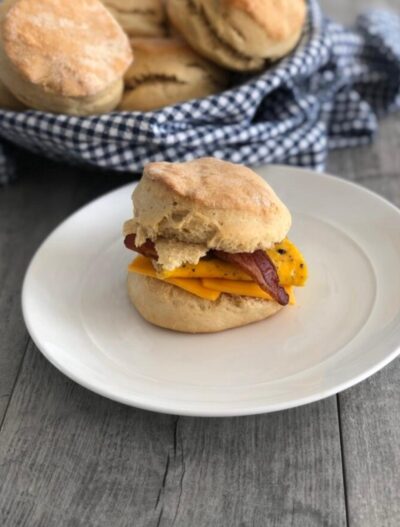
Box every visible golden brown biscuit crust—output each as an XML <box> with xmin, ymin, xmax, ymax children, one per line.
<box><xmin>119</xmin><ymin>38</ymin><xmax>228</xmax><ymax>111</ymax></box>
<box><xmin>167</xmin><ymin>0</ymin><xmax>306</xmax><ymax>71</ymax></box>
<box><xmin>102</xmin><ymin>0</ymin><xmax>167</xmax><ymax>38</ymax></box>
<box><xmin>223</xmin><ymin>0</ymin><xmax>306</xmax><ymax>40</ymax></box>
<box><xmin>129</xmin><ymin>158</ymin><xmax>292</xmax><ymax>253</ymax></box>
<box><xmin>128</xmin><ymin>273</ymin><xmax>282</xmax><ymax>333</ymax></box>
<box><xmin>2</xmin><ymin>0</ymin><xmax>133</xmax><ymax>97</ymax></box>
<box><xmin>146</xmin><ymin>157</ymin><xmax>278</xmax><ymax>212</ymax></box>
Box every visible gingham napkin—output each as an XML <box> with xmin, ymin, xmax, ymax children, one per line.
<box><xmin>0</xmin><ymin>0</ymin><xmax>399</xmax><ymax>184</ymax></box>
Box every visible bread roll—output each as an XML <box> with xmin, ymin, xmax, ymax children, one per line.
<box><xmin>120</xmin><ymin>38</ymin><xmax>228</xmax><ymax>112</ymax></box>
<box><xmin>128</xmin><ymin>273</ymin><xmax>282</xmax><ymax>333</ymax></box>
<box><xmin>166</xmin><ymin>0</ymin><xmax>307</xmax><ymax>71</ymax></box>
<box><xmin>102</xmin><ymin>0</ymin><xmax>167</xmax><ymax>37</ymax></box>
<box><xmin>126</xmin><ymin>157</ymin><xmax>292</xmax><ymax>253</ymax></box>
<box><xmin>0</xmin><ymin>0</ymin><xmax>133</xmax><ymax>115</ymax></box>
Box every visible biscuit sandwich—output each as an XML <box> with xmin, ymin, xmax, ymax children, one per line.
<box><xmin>119</xmin><ymin>38</ymin><xmax>228</xmax><ymax>112</ymax></box>
<box><xmin>0</xmin><ymin>0</ymin><xmax>133</xmax><ymax>115</ymax></box>
<box><xmin>166</xmin><ymin>0</ymin><xmax>307</xmax><ymax>71</ymax></box>
<box><xmin>123</xmin><ymin>158</ymin><xmax>308</xmax><ymax>333</ymax></box>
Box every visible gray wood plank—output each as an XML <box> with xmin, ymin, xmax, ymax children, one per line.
<box><xmin>161</xmin><ymin>403</ymin><xmax>346</xmax><ymax>527</ymax></box>
<box><xmin>0</xmin><ymin>160</ymin><xmax>132</xmax><ymax>425</ymax></box>
<box><xmin>327</xmin><ymin>111</ymin><xmax>400</xmax><ymax>526</ymax></box>
<box><xmin>0</xmin><ymin>162</ymin><xmax>79</xmax><ymax>423</ymax></box>
<box><xmin>327</xmin><ymin>115</ymin><xmax>400</xmax><ymax>197</ymax></box>
<box><xmin>339</xmin><ymin>366</ymin><xmax>400</xmax><ymax>527</ymax></box>
<box><xmin>0</xmin><ymin>345</ymin><xmax>346</xmax><ymax>527</ymax></box>
<box><xmin>313</xmin><ymin>6</ymin><xmax>400</xmax><ymax>521</ymax></box>
<box><xmin>0</xmin><ymin>345</ymin><xmax>175</xmax><ymax>527</ymax></box>
<box><xmin>320</xmin><ymin>0</ymin><xmax>399</xmax><ymax>23</ymax></box>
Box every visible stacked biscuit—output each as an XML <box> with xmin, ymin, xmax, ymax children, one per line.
<box><xmin>114</xmin><ymin>0</ymin><xmax>307</xmax><ymax>112</ymax></box>
<box><xmin>0</xmin><ymin>0</ymin><xmax>307</xmax><ymax>115</ymax></box>
<box><xmin>0</xmin><ymin>0</ymin><xmax>133</xmax><ymax>114</ymax></box>
<box><xmin>101</xmin><ymin>0</ymin><xmax>168</xmax><ymax>38</ymax></box>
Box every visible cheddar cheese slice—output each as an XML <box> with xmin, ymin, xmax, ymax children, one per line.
<box><xmin>161</xmin><ymin>238</ymin><xmax>307</xmax><ymax>287</ymax></box>
<box><xmin>128</xmin><ymin>254</ymin><xmax>157</xmax><ymax>277</ymax></box>
<box><xmin>202</xmin><ymin>279</ymin><xmax>296</xmax><ymax>305</ymax></box>
<box><xmin>161</xmin><ymin>258</ymin><xmax>251</xmax><ymax>282</ymax></box>
<box><xmin>128</xmin><ymin>237</ymin><xmax>306</xmax><ymax>303</ymax></box>
<box><xmin>128</xmin><ymin>255</ymin><xmax>220</xmax><ymax>301</ymax></box>
<box><xmin>167</xmin><ymin>278</ymin><xmax>221</xmax><ymax>301</ymax></box>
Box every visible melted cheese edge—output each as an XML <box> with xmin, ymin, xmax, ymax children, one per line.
<box><xmin>129</xmin><ymin>255</ymin><xmax>221</xmax><ymax>301</ymax></box>
<box><xmin>160</xmin><ymin>238</ymin><xmax>307</xmax><ymax>286</ymax></box>
<box><xmin>128</xmin><ymin>237</ymin><xmax>307</xmax><ymax>303</ymax></box>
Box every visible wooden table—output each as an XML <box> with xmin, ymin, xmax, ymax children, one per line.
<box><xmin>1</xmin><ymin>2</ymin><xmax>399</xmax><ymax>526</ymax></box>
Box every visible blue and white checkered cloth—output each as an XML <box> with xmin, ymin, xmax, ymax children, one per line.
<box><xmin>1</xmin><ymin>0</ymin><xmax>400</xmax><ymax>184</ymax></box>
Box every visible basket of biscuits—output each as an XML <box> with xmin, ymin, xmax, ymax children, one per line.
<box><xmin>0</xmin><ymin>0</ymin><xmax>316</xmax><ymax>179</ymax></box>
<box><xmin>1</xmin><ymin>0</ymin><xmax>399</xmax><ymax>183</ymax></box>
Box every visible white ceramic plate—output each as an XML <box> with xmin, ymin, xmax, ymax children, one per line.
<box><xmin>22</xmin><ymin>166</ymin><xmax>400</xmax><ymax>416</ymax></box>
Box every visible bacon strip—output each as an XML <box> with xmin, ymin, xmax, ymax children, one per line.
<box><xmin>212</xmin><ymin>250</ymin><xmax>289</xmax><ymax>306</ymax></box>
<box><xmin>124</xmin><ymin>235</ymin><xmax>289</xmax><ymax>306</ymax></box>
<box><xmin>124</xmin><ymin>234</ymin><xmax>157</xmax><ymax>259</ymax></box>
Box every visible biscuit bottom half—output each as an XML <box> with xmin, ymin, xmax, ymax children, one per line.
<box><xmin>128</xmin><ymin>273</ymin><xmax>283</xmax><ymax>334</ymax></box>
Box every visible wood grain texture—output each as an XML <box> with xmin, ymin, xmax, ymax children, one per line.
<box><xmin>327</xmin><ymin>115</ymin><xmax>400</xmax><ymax>205</ymax></box>
<box><xmin>0</xmin><ymin>161</ymin><xmax>79</xmax><ymax>423</ymax></box>
<box><xmin>0</xmin><ymin>346</ymin><xmax>346</xmax><ymax>527</ymax></box>
<box><xmin>338</xmin><ymin>365</ymin><xmax>400</xmax><ymax>527</ymax></box>
<box><xmin>0</xmin><ymin>345</ymin><xmax>175</xmax><ymax>527</ymax></box>
<box><xmin>327</xmin><ymin>114</ymin><xmax>400</xmax><ymax>527</ymax></box>
<box><xmin>0</xmin><ymin>159</ymin><xmax>132</xmax><ymax>426</ymax></box>
<box><xmin>160</xmin><ymin>405</ymin><xmax>346</xmax><ymax>527</ymax></box>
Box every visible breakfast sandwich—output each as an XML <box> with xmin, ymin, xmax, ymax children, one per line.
<box><xmin>123</xmin><ymin>157</ymin><xmax>307</xmax><ymax>333</ymax></box>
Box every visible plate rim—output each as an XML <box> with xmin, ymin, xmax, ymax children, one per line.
<box><xmin>21</xmin><ymin>165</ymin><xmax>400</xmax><ymax>417</ymax></box>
